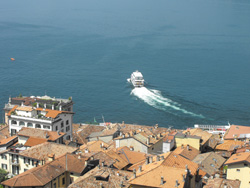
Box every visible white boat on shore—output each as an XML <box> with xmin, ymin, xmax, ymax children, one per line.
<box><xmin>128</xmin><ymin>70</ymin><xmax>144</xmax><ymax>87</ymax></box>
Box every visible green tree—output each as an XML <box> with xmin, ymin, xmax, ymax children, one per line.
<box><xmin>0</xmin><ymin>168</ymin><xmax>8</xmax><ymax>183</ymax></box>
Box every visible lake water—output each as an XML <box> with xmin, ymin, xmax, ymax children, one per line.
<box><xmin>0</xmin><ymin>0</ymin><xmax>250</xmax><ymax>129</ymax></box>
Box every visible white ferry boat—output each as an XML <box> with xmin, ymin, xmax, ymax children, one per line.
<box><xmin>128</xmin><ymin>70</ymin><xmax>144</xmax><ymax>87</ymax></box>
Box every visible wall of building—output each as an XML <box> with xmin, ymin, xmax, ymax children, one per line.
<box><xmin>18</xmin><ymin>136</ymin><xmax>29</xmax><ymax>145</ymax></box>
<box><xmin>227</xmin><ymin>163</ymin><xmax>250</xmax><ymax>188</ymax></box>
<box><xmin>148</xmin><ymin>139</ymin><xmax>163</xmax><ymax>155</ymax></box>
<box><xmin>18</xmin><ymin>155</ymin><xmax>40</xmax><ymax>174</ymax></box>
<box><xmin>99</xmin><ymin>135</ymin><xmax>113</xmax><ymax>143</ymax></box>
<box><xmin>175</xmin><ymin>137</ymin><xmax>200</xmax><ymax>151</ymax></box>
<box><xmin>16</xmin><ymin>110</ymin><xmax>36</xmax><ymax>118</ymax></box>
<box><xmin>0</xmin><ymin>152</ymin><xmax>10</xmax><ymax>173</ymax></box>
<box><xmin>116</xmin><ymin>138</ymin><xmax>148</xmax><ymax>153</ymax></box>
<box><xmin>163</xmin><ymin>140</ymin><xmax>174</xmax><ymax>153</ymax></box>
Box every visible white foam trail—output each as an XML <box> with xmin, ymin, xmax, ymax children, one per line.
<box><xmin>131</xmin><ymin>87</ymin><xmax>204</xmax><ymax>118</ymax></box>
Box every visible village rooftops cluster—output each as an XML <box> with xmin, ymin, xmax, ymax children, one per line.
<box><xmin>1</xmin><ymin>95</ymin><xmax>250</xmax><ymax>188</ymax></box>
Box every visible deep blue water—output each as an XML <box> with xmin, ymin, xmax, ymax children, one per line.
<box><xmin>1</xmin><ymin>0</ymin><xmax>250</xmax><ymax>129</ymax></box>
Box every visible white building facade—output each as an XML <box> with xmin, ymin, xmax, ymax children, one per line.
<box><xmin>8</xmin><ymin>106</ymin><xmax>73</xmax><ymax>140</ymax></box>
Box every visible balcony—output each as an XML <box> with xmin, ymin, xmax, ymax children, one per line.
<box><xmin>11</xmin><ymin>159</ymin><xmax>19</xmax><ymax>166</ymax></box>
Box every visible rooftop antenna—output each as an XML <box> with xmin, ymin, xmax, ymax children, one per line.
<box><xmin>45</xmin><ymin>90</ymin><xmax>47</xmax><ymax>96</ymax></box>
<box><xmin>102</xmin><ymin>114</ymin><xmax>105</xmax><ymax>124</ymax></box>
<box><xmin>228</xmin><ymin>121</ymin><xmax>231</xmax><ymax>126</ymax></box>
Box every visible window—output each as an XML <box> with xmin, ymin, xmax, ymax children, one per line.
<box><xmin>212</xmin><ymin>158</ymin><xmax>217</xmax><ymax>162</ymax></box>
<box><xmin>61</xmin><ymin>129</ymin><xmax>64</xmax><ymax>132</ymax></box>
<box><xmin>236</xmin><ymin>169</ymin><xmax>240</xmax><ymax>172</ymax></box>
<box><xmin>27</xmin><ymin>123</ymin><xmax>33</xmax><ymax>127</ymax></box>
<box><xmin>43</xmin><ymin>125</ymin><xmax>50</xmax><ymax>129</ymax></box>
<box><xmin>24</xmin><ymin>169</ymin><xmax>28</xmax><ymax>172</ymax></box>
<box><xmin>210</xmin><ymin>164</ymin><xmax>215</xmax><ymax>167</ymax></box>
<box><xmin>32</xmin><ymin>160</ymin><xmax>35</xmax><ymax>166</ymax></box>
<box><xmin>66</xmin><ymin>120</ymin><xmax>69</xmax><ymax>125</ymax></box>
<box><xmin>19</xmin><ymin>121</ymin><xmax>25</xmax><ymax>126</ymax></box>
<box><xmin>61</xmin><ymin>122</ymin><xmax>64</xmax><ymax>128</ymax></box>
<box><xmin>35</xmin><ymin>124</ymin><xmax>41</xmax><ymax>128</ymax></box>
<box><xmin>11</xmin><ymin>120</ymin><xmax>17</xmax><ymax>125</ymax></box>
<box><xmin>66</xmin><ymin>126</ymin><xmax>70</xmax><ymax>132</ymax></box>
<box><xmin>244</xmin><ymin>163</ymin><xmax>248</xmax><ymax>167</ymax></box>
<box><xmin>1</xmin><ymin>154</ymin><xmax>7</xmax><ymax>160</ymax></box>
<box><xmin>1</xmin><ymin>164</ymin><xmax>7</xmax><ymax>170</ymax></box>
<box><xmin>53</xmin><ymin>183</ymin><xmax>56</xmax><ymax>188</ymax></box>
<box><xmin>55</xmin><ymin>126</ymin><xmax>58</xmax><ymax>131</ymax></box>
<box><xmin>62</xmin><ymin>177</ymin><xmax>65</xmax><ymax>185</ymax></box>
<box><xmin>28</xmin><ymin>159</ymin><xmax>30</xmax><ymax>165</ymax></box>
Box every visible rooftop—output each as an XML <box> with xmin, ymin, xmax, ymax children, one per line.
<box><xmin>224</xmin><ymin>125</ymin><xmax>250</xmax><ymax>140</ymax></box>
<box><xmin>19</xmin><ymin>142</ymin><xmax>77</xmax><ymax>161</ymax></box>
<box><xmin>2</xmin><ymin>153</ymin><xmax>87</xmax><ymax>187</ymax></box>
<box><xmin>225</xmin><ymin>152</ymin><xmax>250</xmax><ymax>165</ymax></box>
<box><xmin>68</xmin><ymin>166</ymin><xmax>133</xmax><ymax>188</ymax></box>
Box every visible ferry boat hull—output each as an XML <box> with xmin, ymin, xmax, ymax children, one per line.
<box><xmin>129</xmin><ymin>71</ymin><xmax>144</xmax><ymax>88</ymax></box>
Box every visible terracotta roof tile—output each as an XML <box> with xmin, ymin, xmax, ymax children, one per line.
<box><xmin>129</xmin><ymin>165</ymin><xmax>186</xmax><ymax>188</ymax></box>
<box><xmin>68</xmin><ymin>166</ymin><xmax>133</xmax><ymax>188</ymax></box>
<box><xmin>19</xmin><ymin>142</ymin><xmax>77</xmax><ymax>161</ymax></box>
<box><xmin>7</xmin><ymin>105</ymin><xmax>18</xmax><ymax>116</ymax></box>
<box><xmin>18</xmin><ymin>127</ymin><xmax>65</xmax><ymax>141</ymax></box>
<box><xmin>174</xmin><ymin>145</ymin><xmax>200</xmax><ymax>161</ymax></box>
<box><xmin>224</xmin><ymin>125</ymin><xmax>250</xmax><ymax>140</ymax></box>
<box><xmin>36</xmin><ymin>108</ymin><xmax>73</xmax><ymax>119</ymax></box>
<box><xmin>0</xmin><ymin>136</ymin><xmax>17</xmax><ymax>146</ymax></box>
<box><xmin>204</xmin><ymin>178</ymin><xmax>241</xmax><ymax>188</ymax></box>
<box><xmin>2</xmin><ymin>153</ymin><xmax>88</xmax><ymax>187</ymax></box>
<box><xmin>225</xmin><ymin>152</ymin><xmax>250</xmax><ymax>165</ymax></box>
<box><xmin>24</xmin><ymin>137</ymin><xmax>47</xmax><ymax>147</ymax></box>
<box><xmin>215</xmin><ymin>140</ymin><xmax>245</xmax><ymax>151</ymax></box>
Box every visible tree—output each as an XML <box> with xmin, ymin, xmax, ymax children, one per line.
<box><xmin>0</xmin><ymin>168</ymin><xmax>8</xmax><ymax>183</ymax></box>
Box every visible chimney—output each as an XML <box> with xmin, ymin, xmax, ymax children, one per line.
<box><xmin>138</xmin><ymin>165</ymin><xmax>142</xmax><ymax>173</ymax></box>
<box><xmin>102</xmin><ymin>161</ymin><xmax>105</xmax><ymax>167</ymax></box>
<box><xmin>175</xmin><ymin>180</ymin><xmax>179</xmax><ymax>187</ymax></box>
<box><xmin>52</xmin><ymin>104</ymin><xmax>54</xmax><ymax>110</ymax></box>
<box><xmin>181</xmin><ymin>144</ymin><xmax>184</xmax><ymax>149</ymax></box>
<box><xmin>146</xmin><ymin>157</ymin><xmax>149</xmax><ymax>165</ymax></box>
<box><xmin>44</xmin><ymin>103</ymin><xmax>46</xmax><ymax>109</ymax></box>
<box><xmin>215</xmin><ymin>174</ymin><xmax>220</xmax><ymax>178</ymax></box>
<box><xmin>59</xmin><ymin>105</ymin><xmax>62</xmax><ymax>111</ymax></box>
<box><xmin>156</xmin><ymin>155</ymin><xmax>160</xmax><ymax>161</ymax></box>
<box><xmin>46</xmin><ymin>132</ymin><xmax>49</xmax><ymax>139</ymax></box>
<box><xmin>37</xmin><ymin>102</ymin><xmax>39</xmax><ymax>108</ymax></box>
<box><xmin>48</xmin><ymin>153</ymin><xmax>55</xmax><ymax>161</ymax></box>
<box><xmin>120</xmin><ymin>132</ymin><xmax>122</xmax><ymax>136</ymax></box>
<box><xmin>185</xmin><ymin>165</ymin><xmax>189</xmax><ymax>172</ymax></box>
<box><xmin>187</xmin><ymin>144</ymin><xmax>190</xmax><ymax>151</ymax></box>
<box><xmin>98</xmin><ymin>164</ymin><xmax>100</xmax><ymax>169</ymax></box>
<box><xmin>85</xmin><ymin>148</ymin><xmax>89</xmax><ymax>153</ymax></box>
<box><xmin>122</xmin><ymin>134</ymin><xmax>125</xmax><ymax>138</ymax></box>
<box><xmin>155</xmin><ymin>124</ymin><xmax>158</xmax><ymax>129</ymax></box>
<box><xmin>100</xmin><ymin>143</ymin><xmax>102</xmax><ymax>148</ymax></box>
<box><xmin>100</xmin><ymin>183</ymin><xmax>103</xmax><ymax>188</ymax></box>
<box><xmin>161</xmin><ymin>156</ymin><xmax>164</xmax><ymax>160</ymax></box>
<box><xmin>124</xmin><ymin>175</ymin><xmax>127</xmax><ymax>180</ymax></box>
<box><xmin>133</xmin><ymin>169</ymin><xmax>136</xmax><ymax>178</ymax></box>
<box><xmin>120</xmin><ymin>181</ymin><xmax>123</xmax><ymax>188</ymax></box>
<box><xmin>161</xmin><ymin>176</ymin><xmax>164</xmax><ymax>185</ymax></box>
<box><xmin>85</xmin><ymin>160</ymin><xmax>88</xmax><ymax>166</ymax></box>
<box><xmin>149</xmin><ymin>156</ymin><xmax>153</xmax><ymax>163</ymax></box>
<box><xmin>21</xmin><ymin>102</ymin><xmax>24</xmax><ymax>106</ymax></box>
<box><xmin>182</xmin><ymin>174</ymin><xmax>185</xmax><ymax>182</ymax></box>
<box><xmin>8</xmin><ymin>96</ymin><xmax>11</xmax><ymax>104</ymax></box>
<box><xmin>146</xmin><ymin>137</ymin><xmax>150</xmax><ymax>145</ymax></box>
<box><xmin>122</xmin><ymin>121</ymin><xmax>125</xmax><ymax>125</ymax></box>
<box><xmin>117</xmin><ymin>171</ymin><xmax>120</xmax><ymax>176</ymax></box>
<box><xmin>57</xmin><ymin>130</ymin><xmax>60</xmax><ymax>135</ymax></box>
